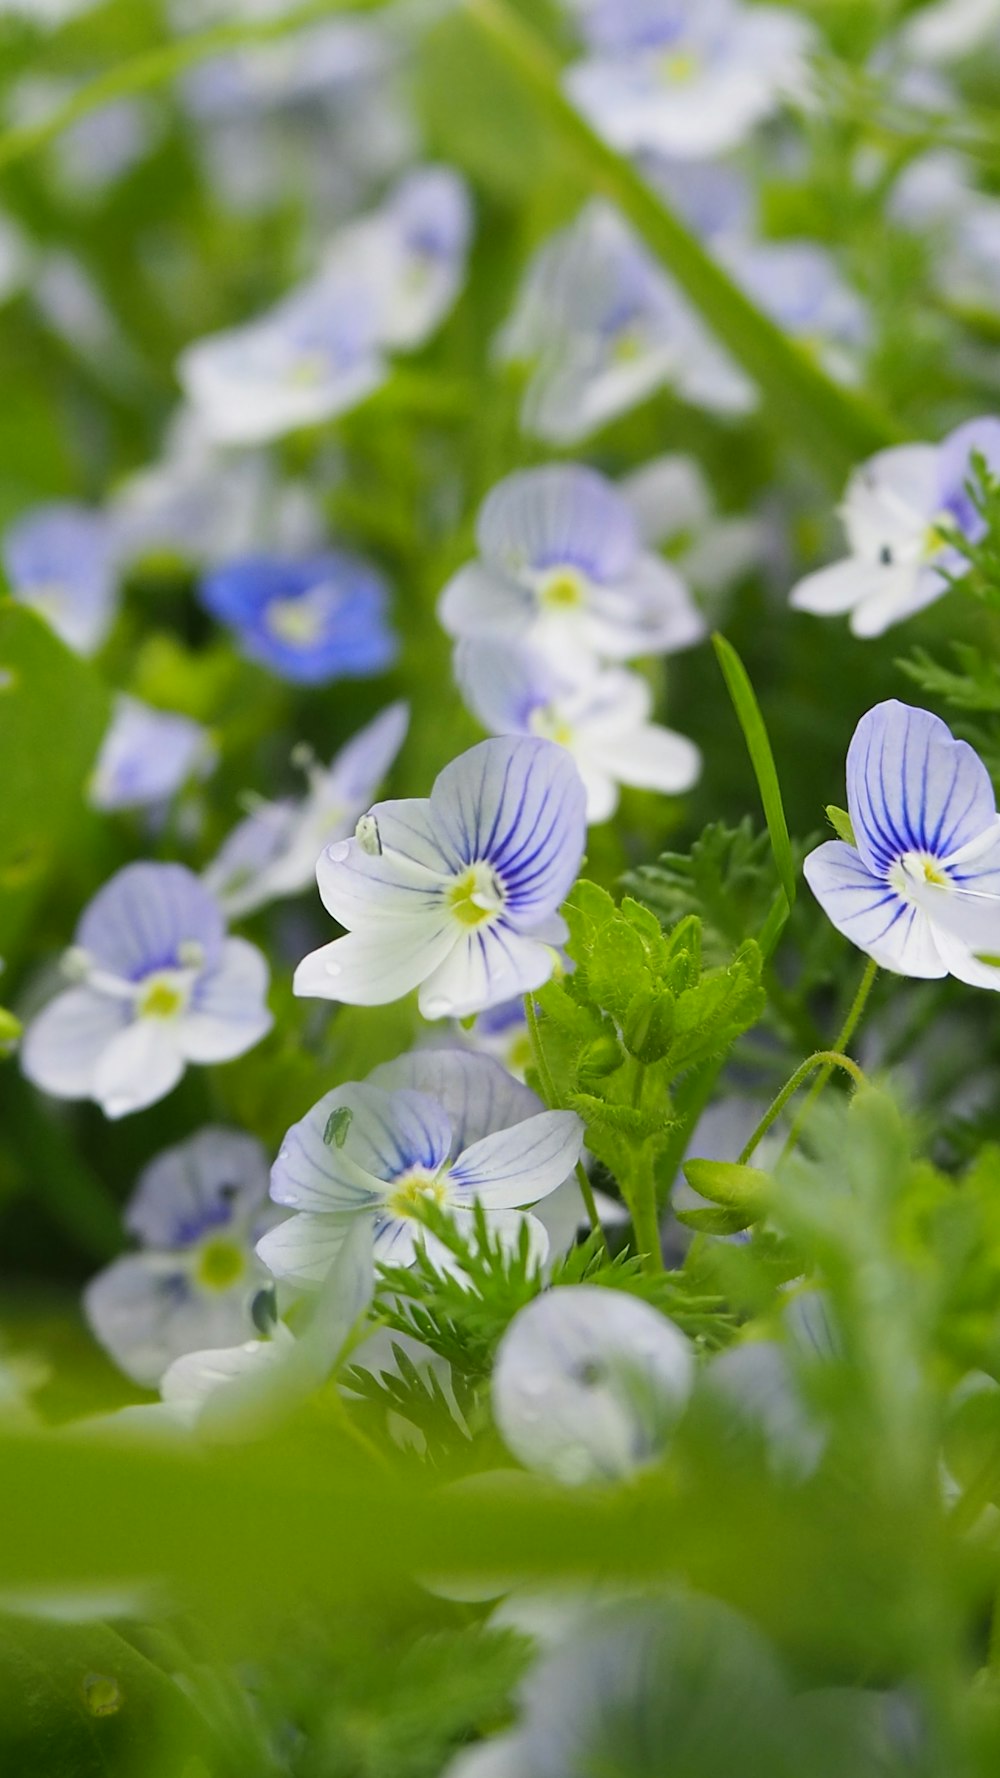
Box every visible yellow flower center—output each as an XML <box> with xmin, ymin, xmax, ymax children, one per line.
<box><xmin>658</xmin><ymin>47</ymin><xmax>700</xmax><ymax>85</ymax></box>
<box><xmin>447</xmin><ymin>862</ymin><xmax>504</xmax><ymax>928</ymax></box>
<box><xmin>922</xmin><ymin>517</ymin><xmax>952</xmax><ymax>560</ymax></box>
<box><xmin>139</xmin><ymin>978</ymin><xmax>185</xmax><ymax>1020</ymax></box>
<box><xmin>529</xmin><ymin>705</ymin><xmax>574</xmax><ymax>749</ymax></box>
<box><xmin>610</xmin><ymin>326</ymin><xmax>644</xmax><ymax>365</ymax></box>
<box><xmin>889</xmin><ymin>850</ymin><xmax>951</xmax><ymax>898</ymax></box>
<box><xmin>266</xmin><ymin>593</ymin><xmax>327</xmax><ymax>648</ymax></box>
<box><xmin>538</xmin><ymin>565</ymin><xmax>586</xmax><ymax>610</ymax></box>
<box><xmin>196</xmin><ymin>1237</ymin><xmax>246</xmax><ymax>1291</ymax></box>
<box><xmin>387</xmin><ymin>1170</ymin><xmax>449</xmax><ymax>1219</ymax></box>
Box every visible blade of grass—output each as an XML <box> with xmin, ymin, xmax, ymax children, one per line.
<box><xmin>712</xmin><ymin>633</ymin><xmax>796</xmax><ymax>916</ymax></box>
<box><xmin>462</xmin><ymin>0</ymin><xmax>899</xmax><ymax>485</ymax></box>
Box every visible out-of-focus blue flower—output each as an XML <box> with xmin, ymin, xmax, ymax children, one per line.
<box><xmin>178</xmin><ymin>166</ymin><xmax>471</xmax><ymax>444</ymax></box>
<box><xmin>805</xmin><ymin>700</ymin><xmax>1000</xmax><ymax>987</ymax></box>
<box><xmin>565</xmin><ymin>0</ymin><xmax>813</xmax><ymax>160</ymax></box>
<box><xmin>439</xmin><ymin>462</ymin><xmax>705</xmax><ymax>666</ymax></box>
<box><xmin>21</xmin><ymin>863</ymin><xmax>272</xmax><ymax>1118</ymax></box>
<box><xmin>203</xmin><ymin>701</ymin><xmax>408</xmax><ymax>917</ymax></box>
<box><xmin>718</xmin><ymin>237</ymin><xmax>868</xmax><ymax>382</ymax></box>
<box><xmin>789</xmin><ymin>415</ymin><xmax>1000</xmax><ymax>636</ymax></box>
<box><xmin>83</xmin><ymin>1127</ymin><xmax>276</xmax><ymax>1388</ymax></box>
<box><xmin>2</xmin><ymin>501</ymin><xmax>118</xmax><ymax>656</ymax></box>
<box><xmin>497</xmin><ymin>201</ymin><xmax>755</xmax><ymax>441</ymax></box>
<box><xmin>89</xmin><ymin>696</ymin><xmax>216</xmax><ymax>814</ymax></box>
<box><xmin>294</xmin><ymin>736</ymin><xmax>587</xmax><ymax>1020</ymax></box>
<box><xmin>199</xmin><ymin>549</ymin><xmax>396</xmax><ymax>684</ymax></box>
<box><xmin>492</xmin><ymin>1285</ymin><xmax>694</xmax><ymax>1484</ymax></box>
<box><xmin>455</xmin><ymin>639</ymin><xmax>700</xmax><ymax>824</ymax></box>
<box><xmin>642</xmin><ymin>152</ymin><xmax>754</xmax><ymax>244</ymax></box>
<box><xmin>257</xmin><ymin>1046</ymin><xmax>583</xmax><ymax>1285</ymax></box>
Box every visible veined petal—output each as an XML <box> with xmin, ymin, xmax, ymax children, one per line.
<box><xmin>846</xmin><ymin>700</ymin><xmax>997</xmax><ymax>874</ymax></box>
<box><xmin>84</xmin><ymin>1253</ymin><xmax>254</xmax><ymax>1390</ymax></box>
<box><xmin>449</xmin><ymin>1207</ymin><xmax>550</xmax><ymax>1272</ymax></box>
<box><xmin>314</xmin><ymin>807</ymin><xmax>452</xmax><ymax>926</ymax></box>
<box><xmin>272</xmin><ymin>1082</ymin><xmax>451</xmax><ymax>1213</ymax></box>
<box><xmin>256</xmin><ymin>1210</ymin><xmax>359</xmax><ymax>1286</ymax></box>
<box><xmin>430</xmin><ymin>736</ymin><xmax>586</xmax><ymax>921</ymax></box>
<box><xmin>803</xmin><ymin>840</ymin><xmax>946</xmax><ymax>978</ymax></box>
<box><xmin>419</xmin><ymin>924</ymin><xmax>559</xmax><ymax>1020</ymax></box>
<box><xmin>476</xmin><ymin>463</ymin><xmax>638</xmax><ymax>583</ymax></box>
<box><xmin>78</xmin><ymin>861</ymin><xmax>225</xmax><ymax>981</ymax></box>
<box><xmin>367</xmin><ymin>1048</ymin><xmax>543</xmax><ymax>1152</ymax></box>
<box><xmin>294</xmin><ymin>919</ymin><xmax>458</xmax><ymax>1005</ymax></box>
<box><xmin>127</xmin><ymin>1126</ymin><xmax>269</xmax><ymax>1248</ymax></box>
<box><xmin>447</xmin><ymin>1109</ymin><xmax>584</xmax><ymax>1209</ymax></box>
<box><xmin>180</xmin><ymin>937</ymin><xmax>272</xmax><ymax>1063</ymax></box>
<box><xmin>21</xmin><ymin>987</ymin><xmax>129</xmax><ymax>1100</ymax></box>
<box><xmin>91</xmin><ymin>1020</ymin><xmax>186</xmax><ymax>1118</ymax></box>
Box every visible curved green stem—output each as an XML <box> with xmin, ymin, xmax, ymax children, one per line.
<box><xmin>739</xmin><ymin>1050</ymin><xmax>867</xmax><ymax>1166</ymax></box>
<box><xmin>779</xmin><ymin>958</ymin><xmax>878</xmax><ymax>1161</ymax></box>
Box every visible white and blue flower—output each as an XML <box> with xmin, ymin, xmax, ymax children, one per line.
<box><xmin>204</xmin><ymin>701</ymin><xmax>408</xmax><ymax>918</ymax></box>
<box><xmin>293</xmin><ymin>735</ymin><xmax>587</xmax><ymax>1020</ymax></box>
<box><xmin>804</xmin><ymin>700</ymin><xmax>1000</xmax><ymax>986</ymax></box>
<box><xmin>497</xmin><ymin>201</ymin><xmax>755</xmax><ymax>442</ymax></box>
<box><xmin>89</xmin><ymin>695</ymin><xmax>216</xmax><ymax>815</ymax></box>
<box><xmin>326</xmin><ymin>164</ymin><xmax>472</xmax><ymax>353</ymax></box>
<box><xmin>455</xmin><ymin>638</ymin><xmax>700</xmax><ymax>824</ymax></box>
<box><xmin>256</xmin><ymin>1047</ymin><xmax>584</xmax><ymax>1284</ymax></box>
<box><xmin>789</xmin><ymin>416</ymin><xmax>1000</xmax><ymax>637</ymax></box>
<box><xmin>717</xmin><ymin>237</ymin><xmax>868</xmax><ymax>384</ymax></box>
<box><xmin>491</xmin><ymin>1284</ymin><xmax>694</xmax><ymax>1484</ymax></box>
<box><xmin>3</xmin><ymin>501</ymin><xmax>118</xmax><ymax>656</ymax></box>
<box><xmin>198</xmin><ymin>549</ymin><xmax>396</xmax><ymax>684</ymax></box>
<box><xmin>439</xmin><ymin>462</ymin><xmax>705</xmax><ymax>666</ymax></box>
<box><xmin>83</xmin><ymin>1127</ymin><xmax>276</xmax><ymax>1388</ymax></box>
<box><xmin>21</xmin><ymin>863</ymin><xmax>273</xmax><ymax>1118</ymax></box>
<box><xmin>565</xmin><ymin>0</ymin><xmax>812</xmax><ymax>160</ymax></box>
<box><xmin>619</xmin><ymin>451</ymin><xmax>764</xmax><ymax>597</ymax></box>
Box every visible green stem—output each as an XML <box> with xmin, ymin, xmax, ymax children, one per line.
<box><xmin>0</xmin><ymin>0</ymin><xmax>395</xmax><ymax>177</ymax></box>
<box><xmin>462</xmin><ymin>0</ymin><xmax>897</xmax><ymax>482</ymax></box>
<box><xmin>740</xmin><ymin>1050</ymin><xmax>867</xmax><ymax>1166</ymax></box>
<box><xmin>523</xmin><ymin>995</ymin><xmax>607</xmax><ymax>1253</ymax></box>
<box><xmin>629</xmin><ymin>1159</ymin><xmax>663</xmax><ymax>1277</ymax></box>
<box><xmin>779</xmin><ymin>958</ymin><xmax>878</xmax><ymax>1161</ymax></box>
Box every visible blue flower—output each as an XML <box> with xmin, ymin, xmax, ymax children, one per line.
<box><xmin>455</xmin><ymin>638</ymin><xmax>700</xmax><ymax>824</ymax></box>
<box><xmin>89</xmin><ymin>695</ymin><xmax>216</xmax><ymax>813</ymax></box>
<box><xmin>439</xmin><ymin>462</ymin><xmax>705</xmax><ymax>666</ymax></box>
<box><xmin>497</xmin><ymin>201</ymin><xmax>754</xmax><ymax>441</ymax></box>
<box><xmin>3</xmin><ymin>501</ymin><xmax>118</xmax><ymax>656</ymax></box>
<box><xmin>804</xmin><ymin>700</ymin><xmax>1000</xmax><ymax>986</ymax></box>
<box><xmin>294</xmin><ymin>735</ymin><xmax>587</xmax><ymax>1020</ymax></box>
<box><xmin>203</xmin><ymin>701</ymin><xmax>408</xmax><ymax>916</ymax></box>
<box><xmin>256</xmin><ymin>1047</ymin><xmax>584</xmax><ymax>1284</ymax></box>
<box><xmin>717</xmin><ymin>237</ymin><xmax>868</xmax><ymax>383</ymax></box>
<box><xmin>83</xmin><ymin>1127</ymin><xmax>276</xmax><ymax>1388</ymax></box>
<box><xmin>21</xmin><ymin>863</ymin><xmax>273</xmax><ymax>1118</ymax></box>
<box><xmin>565</xmin><ymin>0</ymin><xmax>812</xmax><ymax>160</ymax></box>
<box><xmin>790</xmin><ymin>415</ymin><xmax>1000</xmax><ymax>636</ymax></box>
<box><xmin>199</xmin><ymin>550</ymin><xmax>396</xmax><ymax>684</ymax></box>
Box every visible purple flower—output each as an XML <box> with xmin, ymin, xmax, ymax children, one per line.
<box><xmin>199</xmin><ymin>550</ymin><xmax>396</xmax><ymax>684</ymax></box>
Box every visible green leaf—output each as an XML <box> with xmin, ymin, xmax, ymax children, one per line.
<box><xmin>825</xmin><ymin>805</ymin><xmax>857</xmax><ymax>846</ymax></box>
<box><xmin>0</xmin><ymin>602</ymin><xmax>109</xmax><ymax>957</ymax></box>
<box><xmin>463</xmin><ymin>0</ymin><xmax>898</xmax><ymax>483</ymax></box>
<box><xmin>711</xmin><ymin>635</ymin><xmax>796</xmax><ymax>916</ymax></box>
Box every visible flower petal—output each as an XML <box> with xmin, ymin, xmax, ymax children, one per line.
<box><xmin>91</xmin><ymin>1020</ymin><xmax>187</xmax><ymax>1118</ymax></box>
<box><xmin>803</xmin><ymin>839</ymin><xmax>946</xmax><ymax>977</ymax></box>
<box><xmin>84</xmin><ymin>1253</ymin><xmax>254</xmax><ymax>1390</ymax></box>
<box><xmin>367</xmin><ymin>1047</ymin><xmax>543</xmax><ymax>1152</ymax></box>
<box><xmin>78</xmin><ymin>861</ymin><xmax>225</xmax><ymax>980</ymax></box>
<box><xmin>447</xmin><ymin>1109</ymin><xmax>584</xmax><ymax>1209</ymax></box>
<box><xmin>126</xmin><ymin>1126</ymin><xmax>270</xmax><ymax>1248</ymax></box>
<box><xmin>180</xmin><ymin>937</ymin><xmax>272</xmax><ymax>1063</ymax></box>
<box><xmin>256</xmin><ymin>1210</ymin><xmax>358</xmax><ymax>1286</ymax></box>
<box><xmin>294</xmin><ymin>919</ymin><xmax>458</xmax><ymax>1005</ymax></box>
<box><xmin>846</xmin><ymin>699</ymin><xmax>997</xmax><ymax>874</ymax></box>
<box><xmin>20</xmin><ymin>987</ymin><xmax>129</xmax><ymax>1100</ymax></box>
<box><xmin>476</xmin><ymin>463</ymin><xmax>638</xmax><ymax>583</ymax></box>
<box><xmin>313</xmin><ymin>811</ymin><xmax>451</xmax><ymax>927</ymax></box>
<box><xmin>438</xmin><ymin>561</ymin><xmax>534</xmax><ymax>641</ymax></box>
<box><xmin>418</xmin><ymin>924</ymin><xmax>559</xmax><ymax>1020</ymax></box>
<box><xmin>430</xmin><ymin>736</ymin><xmax>586</xmax><ymax>923</ymax></box>
<box><xmin>589</xmin><ymin>723</ymin><xmax>701</xmax><ymax>797</ymax></box>
<box><xmin>271</xmin><ymin>1081</ymin><xmax>451</xmax><ymax>1213</ymax></box>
